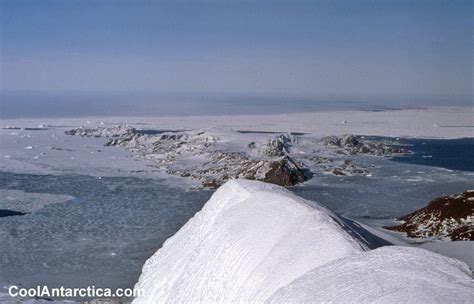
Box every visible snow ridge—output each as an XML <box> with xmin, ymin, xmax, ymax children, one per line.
<box><xmin>133</xmin><ymin>180</ymin><xmax>473</xmax><ymax>303</ymax></box>
<box><xmin>133</xmin><ymin>180</ymin><xmax>365</xmax><ymax>303</ymax></box>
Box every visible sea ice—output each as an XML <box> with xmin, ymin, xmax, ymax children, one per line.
<box><xmin>0</xmin><ymin>189</ymin><xmax>74</xmax><ymax>213</ymax></box>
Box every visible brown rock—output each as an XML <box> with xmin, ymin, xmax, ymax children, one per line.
<box><xmin>384</xmin><ymin>190</ymin><xmax>474</xmax><ymax>241</ymax></box>
<box><xmin>263</xmin><ymin>156</ymin><xmax>307</xmax><ymax>187</ymax></box>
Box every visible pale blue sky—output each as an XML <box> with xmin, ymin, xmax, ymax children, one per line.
<box><xmin>1</xmin><ymin>0</ymin><xmax>472</xmax><ymax>101</ymax></box>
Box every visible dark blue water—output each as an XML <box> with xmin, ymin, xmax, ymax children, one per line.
<box><xmin>292</xmin><ymin>137</ymin><xmax>474</xmax><ymax>228</ymax></box>
<box><xmin>391</xmin><ymin>138</ymin><xmax>474</xmax><ymax>172</ymax></box>
<box><xmin>0</xmin><ymin>171</ymin><xmax>212</xmax><ymax>294</ymax></box>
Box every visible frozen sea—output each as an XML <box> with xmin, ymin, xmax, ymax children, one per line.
<box><xmin>0</xmin><ymin>102</ymin><xmax>472</xmax><ymax>299</ymax></box>
<box><xmin>0</xmin><ymin>172</ymin><xmax>212</xmax><ymax>291</ymax></box>
<box><xmin>0</xmin><ymin>140</ymin><xmax>472</xmax><ymax>297</ymax></box>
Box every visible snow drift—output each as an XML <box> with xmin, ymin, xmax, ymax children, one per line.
<box><xmin>133</xmin><ymin>180</ymin><xmax>473</xmax><ymax>303</ymax></box>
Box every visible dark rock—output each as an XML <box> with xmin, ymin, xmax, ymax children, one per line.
<box><xmin>341</xmin><ymin>134</ymin><xmax>359</xmax><ymax>147</ymax></box>
<box><xmin>332</xmin><ymin>168</ymin><xmax>346</xmax><ymax>176</ymax></box>
<box><xmin>159</xmin><ymin>134</ymin><xmax>185</xmax><ymax>141</ymax></box>
<box><xmin>105</xmin><ymin>139</ymin><xmax>119</xmax><ymax>147</ymax></box>
<box><xmin>202</xmin><ymin>179</ymin><xmax>220</xmax><ymax>189</ymax></box>
<box><xmin>384</xmin><ymin>190</ymin><xmax>474</xmax><ymax>241</ymax></box>
<box><xmin>247</xmin><ymin>142</ymin><xmax>256</xmax><ymax>149</ymax></box>
<box><xmin>309</xmin><ymin>156</ymin><xmax>333</xmax><ymax>164</ymax></box>
<box><xmin>65</xmin><ymin>127</ymin><xmax>89</xmax><ymax>136</ymax></box>
<box><xmin>263</xmin><ymin>156</ymin><xmax>307</xmax><ymax>187</ymax></box>
<box><xmin>325</xmin><ymin>159</ymin><xmax>368</xmax><ymax>176</ymax></box>
<box><xmin>320</xmin><ymin>134</ymin><xmax>410</xmax><ymax>156</ymax></box>
<box><xmin>49</xmin><ymin>147</ymin><xmax>75</xmax><ymax>152</ymax></box>
<box><xmin>320</xmin><ymin>135</ymin><xmax>340</xmax><ymax>146</ymax></box>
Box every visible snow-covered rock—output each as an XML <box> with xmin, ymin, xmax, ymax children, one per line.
<box><xmin>320</xmin><ymin>134</ymin><xmax>410</xmax><ymax>156</ymax></box>
<box><xmin>262</xmin><ymin>134</ymin><xmax>292</xmax><ymax>157</ymax></box>
<box><xmin>66</xmin><ymin>125</ymin><xmax>413</xmax><ymax>186</ymax></box>
<box><xmin>66</xmin><ymin>126</ymin><xmax>310</xmax><ymax>188</ymax></box>
<box><xmin>132</xmin><ymin>180</ymin><xmax>473</xmax><ymax>303</ymax></box>
<box><xmin>385</xmin><ymin>190</ymin><xmax>474</xmax><ymax>241</ymax></box>
<box><xmin>65</xmin><ymin>124</ymin><xmax>135</xmax><ymax>138</ymax></box>
<box><xmin>329</xmin><ymin>159</ymin><xmax>369</xmax><ymax>176</ymax></box>
<box><xmin>65</xmin><ymin>126</ymin><xmax>415</xmax><ymax>186</ymax></box>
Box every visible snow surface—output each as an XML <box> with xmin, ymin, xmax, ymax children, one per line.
<box><xmin>268</xmin><ymin>246</ymin><xmax>473</xmax><ymax>303</ymax></box>
<box><xmin>133</xmin><ymin>180</ymin><xmax>473</xmax><ymax>303</ymax></box>
<box><xmin>419</xmin><ymin>241</ymin><xmax>474</xmax><ymax>269</ymax></box>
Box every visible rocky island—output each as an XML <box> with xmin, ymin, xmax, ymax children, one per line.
<box><xmin>65</xmin><ymin>125</ymin><xmax>409</xmax><ymax>188</ymax></box>
<box><xmin>385</xmin><ymin>190</ymin><xmax>474</xmax><ymax>241</ymax></box>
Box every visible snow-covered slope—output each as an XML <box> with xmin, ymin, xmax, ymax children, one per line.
<box><xmin>268</xmin><ymin>246</ymin><xmax>473</xmax><ymax>303</ymax></box>
<box><xmin>133</xmin><ymin>180</ymin><xmax>473</xmax><ymax>303</ymax></box>
<box><xmin>133</xmin><ymin>180</ymin><xmax>366</xmax><ymax>303</ymax></box>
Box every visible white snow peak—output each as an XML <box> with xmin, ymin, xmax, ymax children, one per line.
<box><xmin>133</xmin><ymin>180</ymin><xmax>473</xmax><ymax>303</ymax></box>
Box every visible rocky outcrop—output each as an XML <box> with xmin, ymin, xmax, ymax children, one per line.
<box><xmin>65</xmin><ymin>126</ymin><xmax>409</xmax><ymax>187</ymax></box>
<box><xmin>306</xmin><ymin>156</ymin><xmax>368</xmax><ymax>176</ymax></box>
<box><xmin>65</xmin><ymin>124</ymin><xmax>136</xmax><ymax>138</ymax></box>
<box><xmin>385</xmin><ymin>190</ymin><xmax>474</xmax><ymax>241</ymax></box>
<box><xmin>320</xmin><ymin>134</ymin><xmax>410</xmax><ymax>156</ymax></box>
<box><xmin>329</xmin><ymin>159</ymin><xmax>369</xmax><ymax>176</ymax></box>
<box><xmin>66</xmin><ymin>126</ymin><xmax>309</xmax><ymax>188</ymax></box>
<box><xmin>168</xmin><ymin>154</ymin><xmax>308</xmax><ymax>189</ymax></box>
<box><xmin>263</xmin><ymin>134</ymin><xmax>291</xmax><ymax>157</ymax></box>
<box><xmin>263</xmin><ymin>156</ymin><xmax>307</xmax><ymax>186</ymax></box>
